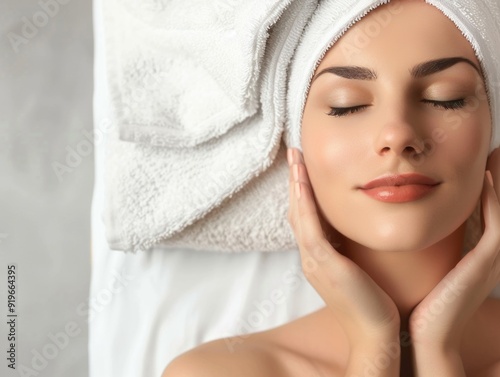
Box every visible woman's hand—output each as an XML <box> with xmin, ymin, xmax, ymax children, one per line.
<box><xmin>408</xmin><ymin>148</ymin><xmax>500</xmax><ymax>351</ymax></box>
<box><xmin>287</xmin><ymin>148</ymin><xmax>400</xmax><ymax>349</ymax></box>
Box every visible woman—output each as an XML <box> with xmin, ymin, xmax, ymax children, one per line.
<box><xmin>163</xmin><ymin>1</ymin><xmax>500</xmax><ymax>376</ymax></box>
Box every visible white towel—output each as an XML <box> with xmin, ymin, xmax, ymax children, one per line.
<box><xmin>101</xmin><ymin>0</ymin><xmax>500</xmax><ymax>253</ymax></box>
<box><xmin>105</xmin><ymin>0</ymin><xmax>301</xmax><ymax>148</ymax></box>
<box><xmin>101</xmin><ymin>0</ymin><xmax>318</xmax><ymax>252</ymax></box>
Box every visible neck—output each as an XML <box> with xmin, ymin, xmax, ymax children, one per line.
<box><xmin>338</xmin><ymin>224</ymin><xmax>467</xmax><ymax>376</ymax></box>
<box><xmin>339</xmin><ymin>224</ymin><xmax>466</xmax><ymax>323</ymax></box>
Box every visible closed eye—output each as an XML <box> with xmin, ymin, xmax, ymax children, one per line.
<box><xmin>327</xmin><ymin>98</ymin><xmax>467</xmax><ymax>117</ymax></box>
<box><xmin>422</xmin><ymin>98</ymin><xmax>466</xmax><ymax>110</ymax></box>
<box><xmin>327</xmin><ymin>105</ymin><xmax>369</xmax><ymax>117</ymax></box>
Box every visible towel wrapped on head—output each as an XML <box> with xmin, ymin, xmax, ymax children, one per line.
<box><xmin>101</xmin><ymin>0</ymin><xmax>500</xmax><ymax>253</ymax></box>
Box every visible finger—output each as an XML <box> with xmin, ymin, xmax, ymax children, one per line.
<box><xmin>292</xmin><ymin>157</ymin><xmax>340</xmax><ymax>266</ymax></box>
<box><xmin>411</xmin><ymin>175</ymin><xmax>500</xmax><ymax>340</ymax></box>
<box><xmin>486</xmin><ymin>147</ymin><xmax>500</xmax><ymax>195</ymax></box>
<box><xmin>288</xmin><ymin>149</ymin><xmax>348</xmax><ymax>269</ymax></box>
<box><xmin>288</xmin><ymin>148</ymin><xmax>310</xmax><ymax>226</ymax></box>
<box><xmin>287</xmin><ymin>147</ymin><xmax>293</xmax><ymax>167</ymax></box>
<box><xmin>287</xmin><ymin>151</ymin><xmax>337</xmax><ymax>290</ymax></box>
<box><xmin>288</xmin><ymin>148</ymin><xmax>305</xmax><ymax>233</ymax></box>
<box><xmin>287</xmin><ymin>149</ymin><xmax>340</xmax><ymax>247</ymax></box>
<box><xmin>287</xmin><ymin>150</ymin><xmax>297</xmax><ymax>230</ymax></box>
<box><xmin>290</xmin><ymin>150</ymin><xmax>324</xmax><ymax>241</ymax></box>
<box><xmin>288</xmin><ymin>149</ymin><xmax>325</xmax><ymax>269</ymax></box>
<box><xmin>475</xmin><ymin>171</ymin><xmax>500</xmax><ymax>257</ymax></box>
<box><xmin>412</xmin><ymin>172</ymin><xmax>500</xmax><ymax>342</ymax></box>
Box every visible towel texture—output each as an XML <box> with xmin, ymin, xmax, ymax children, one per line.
<box><xmin>102</xmin><ymin>0</ymin><xmax>500</xmax><ymax>253</ymax></box>
<box><xmin>101</xmin><ymin>0</ymin><xmax>318</xmax><ymax>251</ymax></box>
<box><xmin>106</xmin><ymin>0</ymin><xmax>299</xmax><ymax>147</ymax></box>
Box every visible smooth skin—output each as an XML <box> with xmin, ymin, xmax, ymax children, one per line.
<box><xmin>162</xmin><ymin>1</ymin><xmax>500</xmax><ymax>376</ymax></box>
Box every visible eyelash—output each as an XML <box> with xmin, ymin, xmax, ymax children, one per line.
<box><xmin>327</xmin><ymin>99</ymin><xmax>467</xmax><ymax>117</ymax></box>
<box><xmin>327</xmin><ymin>105</ymin><xmax>367</xmax><ymax>117</ymax></box>
<box><xmin>422</xmin><ymin>98</ymin><xmax>467</xmax><ymax>110</ymax></box>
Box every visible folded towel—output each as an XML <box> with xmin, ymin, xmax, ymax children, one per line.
<box><xmin>105</xmin><ymin>0</ymin><xmax>300</xmax><ymax>148</ymax></box>
<box><xmin>101</xmin><ymin>0</ymin><xmax>318</xmax><ymax>252</ymax></box>
<box><xmin>101</xmin><ymin>0</ymin><xmax>499</xmax><ymax>253</ymax></box>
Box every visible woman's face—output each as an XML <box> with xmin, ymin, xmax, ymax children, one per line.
<box><xmin>301</xmin><ymin>0</ymin><xmax>492</xmax><ymax>253</ymax></box>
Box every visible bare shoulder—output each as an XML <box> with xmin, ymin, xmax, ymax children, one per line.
<box><xmin>161</xmin><ymin>336</ymin><xmax>310</xmax><ymax>377</ymax></box>
<box><xmin>161</xmin><ymin>311</ymin><xmax>345</xmax><ymax>377</ymax></box>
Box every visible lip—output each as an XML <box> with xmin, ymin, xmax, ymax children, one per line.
<box><xmin>359</xmin><ymin>173</ymin><xmax>441</xmax><ymax>203</ymax></box>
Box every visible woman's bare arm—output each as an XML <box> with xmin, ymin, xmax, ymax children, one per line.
<box><xmin>344</xmin><ymin>333</ymin><xmax>401</xmax><ymax>377</ymax></box>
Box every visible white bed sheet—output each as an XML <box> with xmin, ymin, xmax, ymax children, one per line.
<box><xmin>88</xmin><ymin>1</ymin><xmax>325</xmax><ymax>376</ymax></box>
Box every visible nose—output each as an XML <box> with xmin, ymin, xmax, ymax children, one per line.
<box><xmin>374</xmin><ymin>114</ymin><xmax>425</xmax><ymax>157</ymax></box>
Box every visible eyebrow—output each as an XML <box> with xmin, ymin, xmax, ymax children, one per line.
<box><xmin>312</xmin><ymin>57</ymin><xmax>481</xmax><ymax>82</ymax></box>
<box><xmin>313</xmin><ymin>66</ymin><xmax>377</xmax><ymax>81</ymax></box>
<box><xmin>411</xmin><ymin>57</ymin><xmax>481</xmax><ymax>78</ymax></box>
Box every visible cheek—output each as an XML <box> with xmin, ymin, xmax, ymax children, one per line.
<box><xmin>302</xmin><ymin>101</ymin><xmax>367</xmax><ymax>175</ymax></box>
<box><xmin>302</xmin><ymin>111</ymin><xmax>359</xmax><ymax>189</ymax></box>
<box><xmin>449</xmin><ymin>127</ymin><xmax>489</xmax><ymax>239</ymax></box>
<box><xmin>438</xmin><ymin>106</ymin><xmax>491</xmax><ymax>188</ymax></box>
<box><xmin>302</xmin><ymin>115</ymin><xmax>364</xmax><ymax>229</ymax></box>
<box><xmin>416</xmin><ymin>109</ymin><xmax>491</xmax><ymax>245</ymax></box>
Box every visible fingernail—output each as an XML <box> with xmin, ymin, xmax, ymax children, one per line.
<box><xmin>287</xmin><ymin>148</ymin><xmax>292</xmax><ymax>166</ymax></box>
<box><xmin>293</xmin><ymin>164</ymin><xmax>299</xmax><ymax>181</ymax></box>
<box><xmin>295</xmin><ymin>182</ymin><xmax>301</xmax><ymax>199</ymax></box>
<box><xmin>486</xmin><ymin>170</ymin><xmax>494</xmax><ymax>187</ymax></box>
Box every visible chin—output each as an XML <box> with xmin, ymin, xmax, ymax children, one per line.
<box><xmin>331</xmin><ymin>207</ymin><xmax>469</xmax><ymax>254</ymax></box>
<box><xmin>345</xmin><ymin>228</ymin><xmax>448</xmax><ymax>253</ymax></box>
